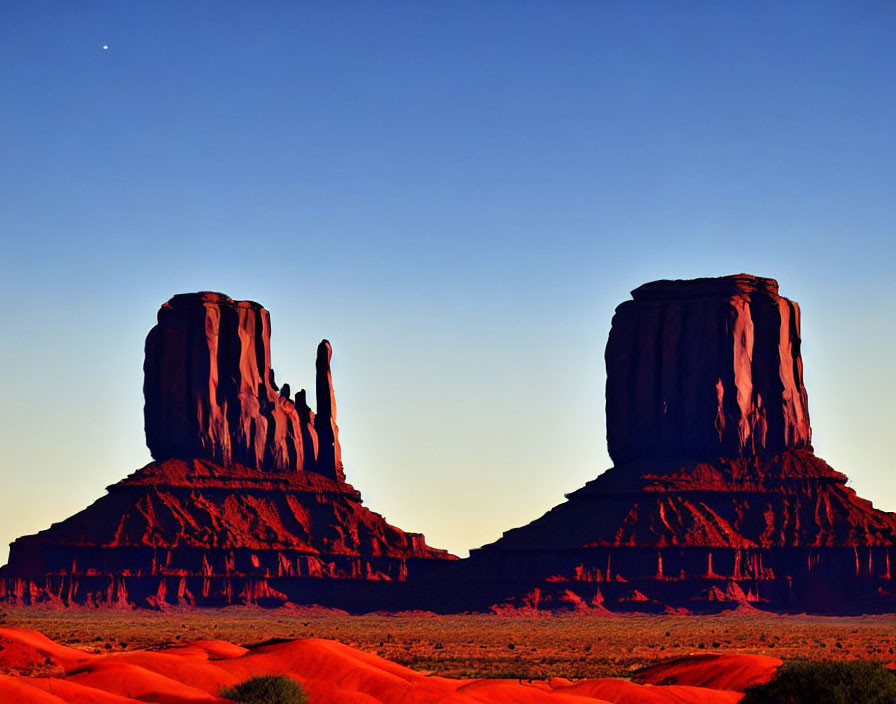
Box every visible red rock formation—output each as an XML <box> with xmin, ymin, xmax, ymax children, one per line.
<box><xmin>438</xmin><ymin>275</ymin><xmax>896</xmax><ymax>614</ymax></box>
<box><xmin>0</xmin><ymin>458</ymin><xmax>452</xmax><ymax>608</ymax></box>
<box><xmin>450</xmin><ymin>448</ymin><xmax>896</xmax><ymax>613</ymax></box>
<box><xmin>0</xmin><ymin>292</ymin><xmax>453</xmax><ymax>608</ymax></box>
<box><xmin>606</xmin><ymin>275</ymin><xmax>811</xmax><ymax>464</ymax></box>
<box><xmin>144</xmin><ymin>292</ymin><xmax>343</xmax><ymax>479</ymax></box>
<box><xmin>5</xmin><ymin>278</ymin><xmax>895</xmax><ymax>614</ymax></box>
<box><xmin>313</xmin><ymin>340</ymin><xmax>345</xmax><ymax>482</ymax></box>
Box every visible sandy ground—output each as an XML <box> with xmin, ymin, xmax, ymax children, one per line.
<box><xmin>2</xmin><ymin>608</ymin><xmax>895</xmax><ymax>679</ymax></box>
<box><xmin>2</xmin><ymin>625</ymin><xmax>783</xmax><ymax>704</ymax></box>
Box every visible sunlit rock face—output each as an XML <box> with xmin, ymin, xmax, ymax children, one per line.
<box><xmin>0</xmin><ymin>292</ymin><xmax>454</xmax><ymax>608</ymax></box>
<box><xmin>606</xmin><ymin>275</ymin><xmax>812</xmax><ymax>464</ymax></box>
<box><xmin>440</xmin><ymin>275</ymin><xmax>896</xmax><ymax>615</ymax></box>
<box><xmin>143</xmin><ymin>292</ymin><xmax>345</xmax><ymax>480</ymax></box>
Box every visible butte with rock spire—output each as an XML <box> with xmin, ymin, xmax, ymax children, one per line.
<box><xmin>3</xmin><ymin>276</ymin><xmax>895</xmax><ymax>614</ymax></box>
<box><xmin>0</xmin><ymin>292</ymin><xmax>454</xmax><ymax>608</ymax></box>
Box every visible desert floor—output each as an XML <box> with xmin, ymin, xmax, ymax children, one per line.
<box><xmin>2</xmin><ymin>608</ymin><xmax>895</xmax><ymax>679</ymax></box>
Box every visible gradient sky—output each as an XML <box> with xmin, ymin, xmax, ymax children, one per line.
<box><xmin>1</xmin><ymin>1</ymin><xmax>894</xmax><ymax>564</ymax></box>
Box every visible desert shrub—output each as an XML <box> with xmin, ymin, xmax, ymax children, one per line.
<box><xmin>741</xmin><ymin>660</ymin><xmax>896</xmax><ymax>704</ymax></box>
<box><xmin>220</xmin><ymin>675</ymin><xmax>308</xmax><ymax>704</ymax></box>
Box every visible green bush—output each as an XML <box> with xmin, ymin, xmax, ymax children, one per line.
<box><xmin>741</xmin><ymin>660</ymin><xmax>896</xmax><ymax>704</ymax></box>
<box><xmin>220</xmin><ymin>675</ymin><xmax>309</xmax><ymax>704</ymax></box>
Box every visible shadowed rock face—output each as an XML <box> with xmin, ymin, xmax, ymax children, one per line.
<box><xmin>0</xmin><ymin>292</ymin><xmax>453</xmax><ymax>608</ymax></box>
<box><xmin>606</xmin><ymin>275</ymin><xmax>812</xmax><ymax>464</ymax></box>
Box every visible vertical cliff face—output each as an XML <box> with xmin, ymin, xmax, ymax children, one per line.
<box><xmin>143</xmin><ymin>292</ymin><xmax>343</xmax><ymax>480</ymax></box>
<box><xmin>605</xmin><ymin>275</ymin><xmax>812</xmax><ymax>464</ymax></box>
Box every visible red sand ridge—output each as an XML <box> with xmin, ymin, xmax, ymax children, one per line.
<box><xmin>443</xmin><ymin>275</ymin><xmax>896</xmax><ymax>614</ymax></box>
<box><xmin>0</xmin><ymin>627</ymin><xmax>766</xmax><ymax>704</ymax></box>
<box><xmin>0</xmin><ymin>292</ymin><xmax>454</xmax><ymax>608</ymax></box>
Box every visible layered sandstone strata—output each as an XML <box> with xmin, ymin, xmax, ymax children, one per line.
<box><xmin>0</xmin><ymin>458</ymin><xmax>450</xmax><ymax>608</ymax></box>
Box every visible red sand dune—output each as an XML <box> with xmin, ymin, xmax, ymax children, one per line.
<box><xmin>0</xmin><ymin>628</ymin><xmax>773</xmax><ymax>704</ymax></box>
<box><xmin>556</xmin><ymin>678</ymin><xmax>742</xmax><ymax>704</ymax></box>
<box><xmin>0</xmin><ymin>627</ymin><xmax>94</xmax><ymax>671</ymax></box>
<box><xmin>9</xmin><ymin>676</ymin><xmax>143</xmax><ymax>704</ymax></box>
<box><xmin>634</xmin><ymin>653</ymin><xmax>782</xmax><ymax>691</ymax></box>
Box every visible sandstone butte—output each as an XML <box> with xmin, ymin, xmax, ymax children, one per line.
<box><xmin>0</xmin><ymin>292</ymin><xmax>454</xmax><ymax>608</ymax></box>
<box><xmin>2</xmin><ymin>275</ymin><xmax>896</xmax><ymax>614</ymax></box>
<box><xmin>435</xmin><ymin>274</ymin><xmax>896</xmax><ymax>614</ymax></box>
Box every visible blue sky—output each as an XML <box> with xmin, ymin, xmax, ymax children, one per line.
<box><xmin>1</xmin><ymin>1</ymin><xmax>894</xmax><ymax>562</ymax></box>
